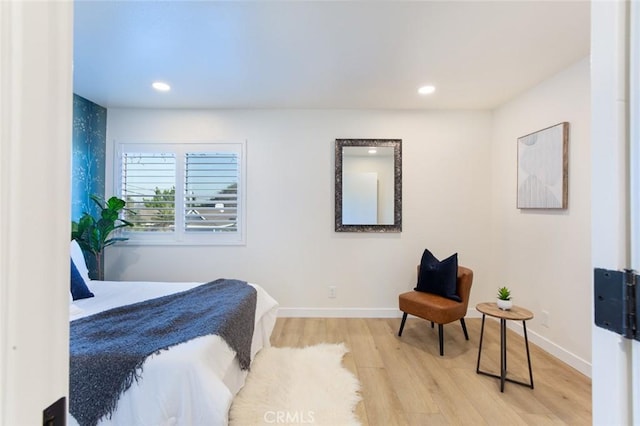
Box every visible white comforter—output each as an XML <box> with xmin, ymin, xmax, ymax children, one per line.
<box><xmin>69</xmin><ymin>280</ymin><xmax>278</xmax><ymax>426</ymax></box>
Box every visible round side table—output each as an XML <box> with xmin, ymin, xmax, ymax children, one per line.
<box><xmin>475</xmin><ymin>302</ymin><xmax>534</xmax><ymax>392</ymax></box>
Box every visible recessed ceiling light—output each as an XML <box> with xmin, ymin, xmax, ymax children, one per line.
<box><xmin>152</xmin><ymin>81</ymin><xmax>171</xmax><ymax>92</ymax></box>
<box><xmin>418</xmin><ymin>85</ymin><xmax>436</xmax><ymax>95</ymax></box>
<box><xmin>368</xmin><ymin>149</ymin><xmax>377</xmax><ymax>154</ymax></box>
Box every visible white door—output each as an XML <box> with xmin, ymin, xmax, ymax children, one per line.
<box><xmin>343</xmin><ymin>172</ymin><xmax>378</xmax><ymax>225</ymax></box>
<box><xmin>0</xmin><ymin>2</ymin><xmax>73</xmax><ymax>424</ymax></box>
<box><xmin>591</xmin><ymin>1</ymin><xmax>639</xmax><ymax>424</ymax></box>
<box><xmin>631</xmin><ymin>1</ymin><xmax>640</xmax><ymax>422</ymax></box>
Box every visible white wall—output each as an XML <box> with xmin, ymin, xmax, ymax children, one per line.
<box><xmin>105</xmin><ymin>109</ymin><xmax>494</xmax><ymax>316</ymax></box>
<box><xmin>490</xmin><ymin>57</ymin><xmax>591</xmax><ymax>374</ymax></box>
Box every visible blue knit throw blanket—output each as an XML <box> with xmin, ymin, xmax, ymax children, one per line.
<box><xmin>69</xmin><ymin>279</ymin><xmax>257</xmax><ymax>426</ymax></box>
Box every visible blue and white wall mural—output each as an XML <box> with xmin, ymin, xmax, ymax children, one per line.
<box><xmin>71</xmin><ymin>94</ymin><xmax>106</xmax><ymax>221</ymax></box>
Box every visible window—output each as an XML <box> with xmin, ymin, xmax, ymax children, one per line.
<box><xmin>122</xmin><ymin>152</ymin><xmax>176</xmax><ymax>233</ymax></box>
<box><xmin>117</xmin><ymin>142</ymin><xmax>246</xmax><ymax>245</ymax></box>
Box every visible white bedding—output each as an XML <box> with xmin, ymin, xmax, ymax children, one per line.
<box><xmin>69</xmin><ymin>279</ymin><xmax>278</xmax><ymax>426</ymax></box>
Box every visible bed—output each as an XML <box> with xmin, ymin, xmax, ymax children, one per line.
<box><xmin>68</xmin><ymin>242</ymin><xmax>279</xmax><ymax>426</ymax></box>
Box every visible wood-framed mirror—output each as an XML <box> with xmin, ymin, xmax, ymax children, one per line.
<box><xmin>335</xmin><ymin>139</ymin><xmax>402</xmax><ymax>232</ymax></box>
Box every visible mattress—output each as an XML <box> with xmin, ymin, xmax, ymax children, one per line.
<box><xmin>68</xmin><ymin>279</ymin><xmax>278</xmax><ymax>426</ymax></box>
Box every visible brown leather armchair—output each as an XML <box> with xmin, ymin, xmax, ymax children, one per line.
<box><xmin>398</xmin><ymin>265</ymin><xmax>473</xmax><ymax>356</ymax></box>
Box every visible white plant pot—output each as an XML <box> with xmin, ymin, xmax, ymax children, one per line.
<box><xmin>497</xmin><ymin>299</ymin><xmax>512</xmax><ymax>310</ymax></box>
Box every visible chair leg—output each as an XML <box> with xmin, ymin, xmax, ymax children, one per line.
<box><xmin>431</xmin><ymin>321</ymin><xmax>434</xmax><ymax>328</ymax></box>
<box><xmin>460</xmin><ymin>318</ymin><xmax>469</xmax><ymax>340</ymax></box>
<box><xmin>438</xmin><ymin>323</ymin><xmax>444</xmax><ymax>356</ymax></box>
<box><xmin>398</xmin><ymin>312</ymin><xmax>408</xmax><ymax>336</ymax></box>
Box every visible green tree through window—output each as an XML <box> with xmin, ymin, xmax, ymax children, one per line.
<box><xmin>144</xmin><ymin>186</ymin><xmax>175</xmax><ymax>225</ymax></box>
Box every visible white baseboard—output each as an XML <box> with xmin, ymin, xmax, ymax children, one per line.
<box><xmin>277</xmin><ymin>307</ymin><xmax>592</xmax><ymax>378</ymax></box>
<box><xmin>277</xmin><ymin>307</ymin><xmax>402</xmax><ymax>318</ymax></box>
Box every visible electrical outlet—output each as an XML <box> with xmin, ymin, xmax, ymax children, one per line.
<box><xmin>541</xmin><ymin>310</ymin><xmax>549</xmax><ymax>327</ymax></box>
<box><xmin>329</xmin><ymin>286</ymin><xmax>337</xmax><ymax>298</ymax></box>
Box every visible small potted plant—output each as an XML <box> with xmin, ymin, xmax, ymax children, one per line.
<box><xmin>497</xmin><ymin>286</ymin><xmax>512</xmax><ymax>310</ymax></box>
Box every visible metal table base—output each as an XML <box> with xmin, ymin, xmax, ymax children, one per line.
<box><xmin>476</xmin><ymin>313</ymin><xmax>534</xmax><ymax>392</ymax></box>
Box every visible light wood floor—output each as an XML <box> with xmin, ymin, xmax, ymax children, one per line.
<box><xmin>270</xmin><ymin>317</ymin><xmax>591</xmax><ymax>426</ymax></box>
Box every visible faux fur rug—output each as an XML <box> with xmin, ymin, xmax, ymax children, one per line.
<box><xmin>229</xmin><ymin>343</ymin><xmax>361</xmax><ymax>426</ymax></box>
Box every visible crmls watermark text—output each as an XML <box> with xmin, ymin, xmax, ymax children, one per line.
<box><xmin>263</xmin><ymin>410</ymin><xmax>315</xmax><ymax>424</ymax></box>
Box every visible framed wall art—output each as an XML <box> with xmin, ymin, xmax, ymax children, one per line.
<box><xmin>517</xmin><ymin>122</ymin><xmax>569</xmax><ymax>209</ymax></box>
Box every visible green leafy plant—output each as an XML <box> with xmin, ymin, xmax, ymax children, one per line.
<box><xmin>71</xmin><ymin>195</ymin><xmax>133</xmax><ymax>280</ymax></box>
<box><xmin>497</xmin><ymin>286</ymin><xmax>511</xmax><ymax>301</ymax></box>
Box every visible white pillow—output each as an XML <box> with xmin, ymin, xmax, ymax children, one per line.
<box><xmin>70</xmin><ymin>240</ymin><xmax>91</xmax><ymax>282</ymax></box>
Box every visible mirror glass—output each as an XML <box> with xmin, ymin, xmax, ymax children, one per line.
<box><xmin>335</xmin><ymin>139</ymin><xmax>402</xmax><ymax>232</ymax></box>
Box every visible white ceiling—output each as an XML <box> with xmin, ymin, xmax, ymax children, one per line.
<box><xmin>73</xmin><ymin>1</ymin><xmax>590</xmax><ymax>110</ymax></box>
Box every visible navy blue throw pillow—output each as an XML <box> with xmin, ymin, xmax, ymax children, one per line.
<box><xmin>71</xmin><ymin>258</ymin><xmax>94</xmax><ymax>301</ymax></box>
<box><xmin>414</xmin><ymin>249</ymin><xmax>461</xmax><ymax>302</ymax></box>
